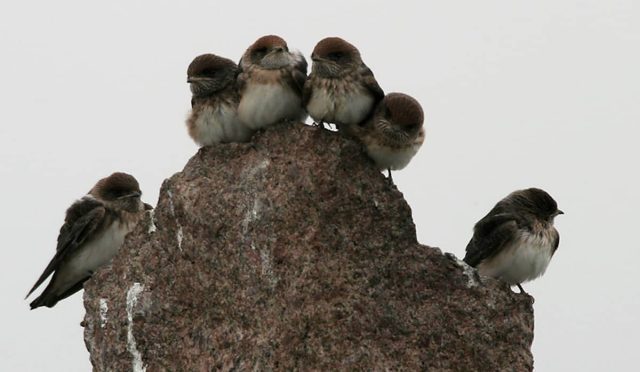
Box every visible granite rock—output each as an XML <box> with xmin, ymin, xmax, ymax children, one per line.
<box><xmin>83</xmin><ymin>122</ymin><xmax>534</xmax><ymax>371</ymax></box>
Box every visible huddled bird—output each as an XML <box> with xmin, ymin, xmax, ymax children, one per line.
<box><xmin>186</xmin><ymin>53</ymin><xmax>253</xmax><ymax>146</ymax></box>
<box><xmin>304</xmin><ymin>37</ymin><xmax>384</xmax><ymax>130</ymax></box>
<box><xmin>463</xmin><ymin>188</ymin><xmax>563</xmax><ymax>293</ymax></box>
<box><xmin>237</xmin><ymin>35</ymin><xmax>308</xmax><ymax>130</ymax></box>
<box><xmin>26</xmin><ymin>173</ymin><xmax>151</xmax><ymax>309</ymax></box>
<box><xmin>347</xmin><ymin>92</ymin><xmax>425</xmax><ymax>182</ymax></box>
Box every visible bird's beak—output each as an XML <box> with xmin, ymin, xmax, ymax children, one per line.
<box><xmin>311</xmin><ymin>54</ymin><xmax>321</xmax><ymax>62</ymax></box>
<box><xmin>144</xmin><ymin>203</ymin><xmax>153</xmax><ymax>211</ymax></box>
<box><xmin>187</xmin><ymin>78</ymin><xmax>192</xmax><ymax>83</ymax></box>
<box><xmin>556</xmin><ymin>210</ymin><xmax>564</xmax><ymax>216</ymax></box>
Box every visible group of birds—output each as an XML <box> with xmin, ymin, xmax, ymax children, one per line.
<box><xmin>187</xmin><ymin>35</ymin><xmax>425</xmax><ymax>179</ymax></box>
<box><xmin>26</xmin><ymin>35</ymin><xmax>562</xmax><ymax>310</ymax></box>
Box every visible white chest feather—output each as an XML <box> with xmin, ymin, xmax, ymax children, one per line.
<box><xmin>365</xmin><ymin>141</ymin><xmax>423</xmax><ymax>170</ymax></box>
<box><xmin>478</xmin><ymin>230</ymin><xmax>555</xmax><ymax>285</ymax></box>
<box><xmin>238</xmin><ymin>82</ymin><xmax>305</xmax><ymax>129</ymax></box>
<box><xmin>306</xmin><ymin>87</ymin><xmax>375</xmax><ymax>125</ymax></box>
<box><xmin>190</xmin><ymin>104</ymin><xmax>252</xmax><ymax>145</ymax></box>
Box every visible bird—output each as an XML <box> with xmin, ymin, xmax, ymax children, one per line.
<box><xmin>237</xmin><ymin>35</ymin><xmax>308</xmax><ymax>130</ymax></box>
<box><xmin>26</xmin><ymin>172</ymin><xmax>152</xmax><ymax>309</ymax></box>
<box><xmin>463</xmin><ymin>188</ymin><xmax>563</xmax><ymax>293</ymax></box>
<box><xmin>303</xmin><ymin>37</ymin><xmax>384</xmax><ymax>130</ymax></box>
<box><xmin>347</xmin><ymin>92</ymin><xmax>425</xmax><ymax>183</ymax></box>
<box><xmin>186</xmin><ymin>53</ymin><xmax>253</xmax><ymax>145</ymax></box>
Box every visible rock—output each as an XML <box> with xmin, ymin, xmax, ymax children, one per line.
<box><xmin>83</xmin><ymin>122</ymin><xmax>534</xmax><ymax>371</ymax></box>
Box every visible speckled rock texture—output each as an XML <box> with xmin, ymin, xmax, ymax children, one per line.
<box><xmin>83</xmin><ymin>122</ymin><xmax>534</xmax><ymax>371</ymax></box>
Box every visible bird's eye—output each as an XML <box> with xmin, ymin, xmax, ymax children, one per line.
<box><xmin>327</xmin><ymin>52</ymin><xmax>344</xmax><ymax>61</ymax></box>
<box><xmin>404</xmin><ymin>123</ymin><xmax>419</xmax><ymax>131</ymax></box>
<box><xmin>108</xmin><ymin>190</ymin><xmax>124</xmax><ymax>199</ymax></box>
<box><xmin>201</xmin><ymin>68</ymin><xmax>217</xmax><ymax>76</ymax></box>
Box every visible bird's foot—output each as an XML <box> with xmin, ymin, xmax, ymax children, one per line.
<box><xmin>386</xmin><ymin>169</ymin><xmax>395</xmax><ymax>186</ymax></box>
<box><xmin>313</xmin><ymin>120</ymin><xmax>328</xmax><ymax>130</ymax></box>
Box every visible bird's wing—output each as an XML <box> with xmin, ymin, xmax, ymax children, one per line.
<box><xmin>26</xmin><ymin>200</ymin><xmax>107</xmax><ymax>298</ymax></box>
<box><xmin>359</xmin><ymin>64</ymin><xmax>385</xmax><ymax>102</ymax></box>
<box><xmin>463</xmin><ymin>213</ymin><xmax>521</xmax><ymax>267</ymax></box>
<box><xmin>551</xmin><ymin>229</ymin><xmax>560</xmax><ymax>256</ymax></box>
<box><xmin>302</xmin><ymin>76</ymin><xmax>313</xmax><ymax>108</ymax></box>
<box><xmin>286</xmin><ymin>52</ymin><xmax>308</xmax><ymax>97</ymax></box>
<box><xmin>236</xmin><ymin>71</ymin><xmax>247</xmax><ymax>94</ymax></box>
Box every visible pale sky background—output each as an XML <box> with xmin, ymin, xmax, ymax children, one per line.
<box><xmin>1</xmin><ymin>1</ymin><xmax>638</xmax><ymax>371</ymax></box>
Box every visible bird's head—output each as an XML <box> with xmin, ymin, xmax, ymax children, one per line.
<box><xmin>241</xmin><ymin>35</ymin><xmax>293</xmax><ymax>70</ymax></box>
<box><xmin>509</xmin><ymin>188</ymin><xmax>564</xmax><ymax>222</ymax></box>
<box><xmin>373</xmin><ymin>93</ymin><xmax>424</xmax><ymax>138</ymax></box>
<box><xmin>91</xmin><ymin>172</ymin><xmax>149</xmax><ymax>213</ymax></box>
<box><xmin>311</xmin><ymin>37</ymin><xmax>362</xmax><ymax>77</ymax></box>
<box><xmin>187</xmin><ymin>54</ymin><xmax>239</xmax><ymax>97</ymax></box>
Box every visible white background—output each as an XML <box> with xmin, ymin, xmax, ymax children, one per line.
<box><xmin>1</xmin><ymin>1</ymin><xmax>638</xmax><ymax>370</ymax></box>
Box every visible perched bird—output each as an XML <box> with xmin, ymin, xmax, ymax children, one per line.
<box><xmin>26</xmin><ymin>173</ymin><xmax>152</xmax><ymax>309</ymax></box>
<box><xmin>348</xmin><ymin>93</ymin><xmax>425</xmax><ymax>182</ymax></box>
<box><xmin>237</xmin><ymin>35</ymin><xmax>308</xmax><ymax>130</ymax></box>
<box><xmin>464</xmin><ymin>188</ymin><xmax>563</xmax><ymax>293</ymax></box>
<box><xmin>303</xmin><ymin>37</ymin><xmax>384</xmax><ymax>129</ymax></box>
<box><xmin>186</xmin><ymin>53</ymin><xmax>253</xmax><ymax>145</ymax></box>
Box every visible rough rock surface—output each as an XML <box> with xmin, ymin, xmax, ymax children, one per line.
<box><xmin>83</xmin><ymin>122</ymin><xmax>534</xmax><ymax>371</ymax></box>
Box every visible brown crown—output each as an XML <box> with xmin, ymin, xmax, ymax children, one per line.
<box><xmin>92</xmin><ymin>172</ymin><xmax>141</xmax><ymax>198</ymax></box>
<box><xmin>312</xmin><ymin>37</ymin><xmax>359</xmax><ymax>58</ymax></box>
<box><xmin>507</xmin><ymin>188</ymin><xmax>560</xmax><ymax>218</ymax></box>
<box><xmin>383</xmin><ymin>93</ymin><xmax>424</xmax><ymax>127</ymax></box>
<box><xmin>249</xmin><ymin>35</ymin><xmax>288</xmax><ymax>51</ymax></box>
<box><xmin>187</xmin><ymin>54</ymin><xmax>238</xmax><ymax>77</ymax></box>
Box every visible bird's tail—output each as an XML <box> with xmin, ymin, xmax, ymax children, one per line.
<box><xmin>29</xmin><ymin>291</ymin><xmax>58</xmax><ymax>310</ymax></box>
<box><xmin>29</xmin><ymin>278</ymin><xmax>87</xmax><ymax>310</ymax></box>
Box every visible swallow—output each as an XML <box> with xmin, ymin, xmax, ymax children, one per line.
<box><xmin>464</xmin><ymin>188</ymin><xmax>563</xmax><ymax>293</ymax></box>
<box><xmin>303</xmin><ymin>37</ymin><xmax>384</xmax><ymax>130</ymax></box>
<box><xmin>186</xmin><ymin>53</ymin><xmax>253</xmax><ymax>145</ymax></box>
<box><xmin>348</xmin><ymin>93</ymin><xmax>425</xmax><ymax>183</ymax></box>
<box><xmin>26</xmin><ymin>172</ymin><xmax>152</xmax><ymax>309</ymax></box>
<box><xmin>237</xmin><ymin>35</ymin><xmax>308</xmax><ymax>130</ymax></box>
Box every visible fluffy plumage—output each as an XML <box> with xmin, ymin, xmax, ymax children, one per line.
<box><xmin>303</xmin><ymin>37</ymin><xmax>384</xmax><ymax>129</ymax></box>
<box><xmin>464</xmin><ymin>188</ymin><xmax>563</xmax><ymax>291</ymax></box>
<box><xmin>26</xmin><ymin>173</ymin><xmax>151</xmax><ymax>309</ymax></box>
<box><xmin>237</xmin><ymin>35</ymin><xmax>308</xmax><ymax>130</ymax></box>
<box><xmin>349</xmin><ymin>93</ymin><xmax>425</xmax><ymax>173</ymax></box>
<box><xmin>186</xmin><ymin>54</ymin><xmax>253</xmax><ymax>145</ymax></box>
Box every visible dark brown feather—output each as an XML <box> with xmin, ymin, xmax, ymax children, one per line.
<box><xmin>463</xmin><ymin>188</ymin><xmax>562</xmax><ymax>267</ymax></box>
<box><xmin>360</xmin><ymin>66</ymin><xmax>385</xmax><ymax>103</ymax></box>
<box><xmin>464</xmin><ymin>213</ymin><xmax>522</xmax><ymax>267</ymax></box>
<box><xmin>26</xmin><ymin>199</ymin><xmax>108</xmax><ymax>299</ymax></box>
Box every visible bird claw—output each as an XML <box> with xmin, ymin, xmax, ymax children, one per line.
<box><xmin>386</xmin><ymin>169</ymin><xmax>395</xmax><ymax>185</ymax></box>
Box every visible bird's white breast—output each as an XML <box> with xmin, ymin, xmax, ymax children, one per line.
<box><xmin>477</xmin><ymin>230</ymin><xmax>555</xmax><ymax>285</ymax></box>
<box><xmin>365</xmin><ymin>141</ymin><xmax>423</xmax><ymax>170</ymax></box>
<box><xmin>238</xmin><ymin>80</ymin><xmax>304</xmax><ymax>130</ymax></box>
<box><xmin>191</xmin><ymin>104</ymin><xmax>252</xmax><ymax>145</ymax></box>
<box><xmin>307</xmin><ymin>85</ymin><xmax>374</xmax><ymax>126</ymax></box>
